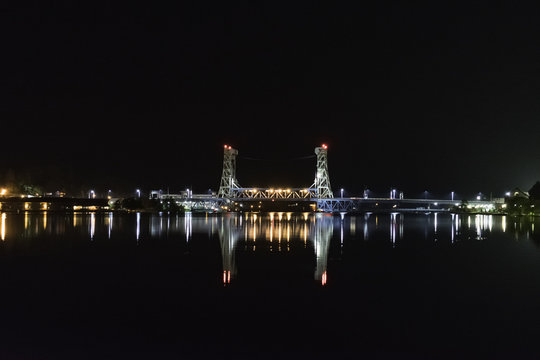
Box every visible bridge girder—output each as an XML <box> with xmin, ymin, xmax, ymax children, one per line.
<box><xmin>231</xmin><ymin>187</ymin><xmax>317</xmax><ymax>200</ymax></box>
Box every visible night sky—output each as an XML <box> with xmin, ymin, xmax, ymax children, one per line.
<box><xmin>2</xmin><ymin>1</ymin><xmax>540</xmax><ymax>198</ymax></box>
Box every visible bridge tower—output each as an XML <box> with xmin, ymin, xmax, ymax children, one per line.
<box><xmin>313</xmin><ymin>144</ymin><xmax>333</xmax><ymax>199</ymax></box>
<box><xmin>218</xmin><ymin>145</ymin><xmax>241</xmax><ymax>198</ymax></box>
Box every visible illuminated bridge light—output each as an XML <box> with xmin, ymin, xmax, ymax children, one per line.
<box><xmin>1</xmin><ymin>213</ymin><xmax>6</xmax><ymax>241</ymax></box>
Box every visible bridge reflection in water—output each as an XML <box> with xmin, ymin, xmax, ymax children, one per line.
<box><xmin>217</xmin><ymin>212</ymin><xmax>333</xmax><ymax>285</ymax></box>
<box><xmin>4</xmin><ymin>211</ymin><xmax>540</xmax><ymax>287</ymax></box>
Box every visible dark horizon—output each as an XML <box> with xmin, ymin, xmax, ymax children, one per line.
<box><xmin>2</xmin><ymin>1</ymin><xmax>540</xmax><ymax>198</ymax></box>
<box><xmin>0</xmin><ymin>140</ymin><xmax>532</xmax><ymax>200</ymax></box>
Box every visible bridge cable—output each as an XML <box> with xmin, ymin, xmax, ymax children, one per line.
<box><xmin>239</xmin><ymin>155</ymin><xmax>316</xmax><ymax>162</ymax></box>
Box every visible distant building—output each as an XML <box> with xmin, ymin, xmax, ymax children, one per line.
<box><xmin>0</xmin><ymin>197</ymin><xmax>109</xmax><ymax>211</ymax></box>
<box><xmin>507</xmin><ymin>188</ymin><xmax>529</xmax><ymax>199</ymax></box>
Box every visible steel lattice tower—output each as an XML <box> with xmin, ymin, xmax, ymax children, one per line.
<box><xmin>313</xmin><ymin>144</ymin><xmax>333</xmax><ymax>199</ymax></box>
<box><xmin>217</xmin><ymin>145</ymin><xmax>241</xmax><ymax>198</ymax></box>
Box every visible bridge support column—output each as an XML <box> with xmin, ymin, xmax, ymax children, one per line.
<box><xmin>218</xmin><ymin>145</ymin><xmax>241</xmax><ymax>198</ymax></box>
<box><xmin>313</xmin><ymin>145</ymin><xmax>333</xmax><ymax>199</ymax></box>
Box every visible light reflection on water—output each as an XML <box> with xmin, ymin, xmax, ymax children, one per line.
<box><xmin>1</xmin><ymin>211</ymin><xmax>540</xmax><ymax>285</ymax></box>
<box><xmin>218</xmin><ymin>212</ymin><xmax>332</xmax><ymax>285</ymax></box>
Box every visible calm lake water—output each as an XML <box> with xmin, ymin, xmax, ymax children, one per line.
<box><xmin>1</xmin><ymin>211</ymin><xmax>540</xmax><ymax>359</ymax></box>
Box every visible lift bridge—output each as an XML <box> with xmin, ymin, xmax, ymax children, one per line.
<box><xmin>152</xmin><ymin>144</ymin><xmax>501</xmax><ymax>212</ymax></box>
<box><xmin>216</xmin><ymin>144</ymin><xmax>336</xmax><ymax>211</ymax></box>
<box><xmin>152</xmin><ymin>144</ymin><xmax>339</xmax><ymax>211</ymax></box>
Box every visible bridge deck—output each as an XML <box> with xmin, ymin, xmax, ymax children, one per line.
<box><xmin>157</xmin><ymin>192</ymin><xmax>500</xmax><ymax>213</ymax></box>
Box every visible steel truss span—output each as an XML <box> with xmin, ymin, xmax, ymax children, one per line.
<box><xmin>231</xmin><ymin>188</ymin><xmax>317</xmax><ymax>200</ymax></box>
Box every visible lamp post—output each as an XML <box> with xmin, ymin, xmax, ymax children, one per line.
<box><xmin>136</xmin><ymin>189</ymin><xmax>141</xmax><ymax>198</ymax></box>
<box><xmin>340</xmin><ymin>188</ymin><xmax>344</xmax><ymax>198</ymax></box>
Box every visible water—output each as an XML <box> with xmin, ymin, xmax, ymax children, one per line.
<box><xmin>1</xmin><ymin>211</ymin><xmax>540</xmax><ymax>359</ymax></box>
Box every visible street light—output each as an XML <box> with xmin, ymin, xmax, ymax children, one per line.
<box><xmin>451</xmin><ymin>191</ymin><xmax>454</xmax><ymax>201</ymax></box>
<box><xmin>136</xmin><ymin>189</ymin><xmax>141</xmax><ymax>198</ymax></box>
<box><xmin>89</xmin><ymin>190</ymin><xmax>95</xmax><ymax>199</ymax></box>
<box><xmin>340</xmin><ymin>188</ymin><xmax>344</xmax><ymax>198</ymax></box>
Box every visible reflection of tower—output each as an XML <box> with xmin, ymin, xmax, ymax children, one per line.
<box><xmin>311</xmin><ymin>213</ymin><xmax>333</xmax><ymax>285</ymax></box>
<box><xmin>218</xmin><ymin>214</ymin><xmax>240</xmax><ymax>285</ymax></box>
<box><xmin>390</xmin><ymin>212</ymin><xmax>397</xmax><ymax>247</ymax></box>
<box><xmin>363</xmin><ymin>213</ymin><xmax>370</xmax><ymax>240</ymax></box>
<box><xmin>313</xmin><ymin>145</ymin><xmax>333</xmax><ymax>199</ymax></box>
<box><xmin>184</xmin><ymin>212</ymin><xmax>192</xmax><ymax>242</ymax></box>
<box><xmin>217</xmin><ymin>145</ymin><xmax>241</xmax><ymax>198</ymax></box>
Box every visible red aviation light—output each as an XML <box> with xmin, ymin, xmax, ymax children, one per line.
<box><xmin>322</xmin><ymin>144</ymin><xmax>328</xmax><ymax>149</ymax></box>
<box><xmin>224</xmin><ymin>144</ymin><xmax>228</xmax><ymax>148</ymax></box>
<box><xmin>223</xmin><ymin>270</ymin><xmax>231</xmax><ymax>285</ymax></box>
